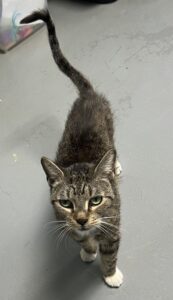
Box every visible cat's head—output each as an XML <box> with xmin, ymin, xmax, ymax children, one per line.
<box><xmin>41</xmin><ymin>150</ymin><xmax>117</xmax><ymax>236</ymax></box>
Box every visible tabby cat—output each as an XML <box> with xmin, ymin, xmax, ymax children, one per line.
<box><xmin>21</xmin><ymin>9</ymin><xmax>123</xmax><ymax>288</ymax></box>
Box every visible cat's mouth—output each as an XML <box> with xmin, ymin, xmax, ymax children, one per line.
<box><xmin>75</xmin><ymin>225</ymin><xmax>96</xmax><ymax>236</ymax></box>
<box><xmin>80</xmin><ymin>226</ymin><xmax>88</xmax><ymax>231</ymax></box>
<box><xmin>75</xmin><ymin>228</ymin><xmax>90</xmax><ymax>237</ymax></box>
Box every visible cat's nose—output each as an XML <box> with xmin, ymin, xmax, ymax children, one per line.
<box><xmin>76</xmin><ymin>218</ymin><xmax>88</xmax><ymax>226</ymax></box>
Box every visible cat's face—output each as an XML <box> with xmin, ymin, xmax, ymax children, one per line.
<box><xmin>41</xmin><ymin>150</ymin><xmax>116</xmax><ymax>235</ymax></box>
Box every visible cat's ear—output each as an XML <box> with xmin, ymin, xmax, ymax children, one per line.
<box><xmin>94</xmin><ymin>149</ymin><xmax>115</xmax><ymax>177</ymax></box>
<box><xmin>41</xmin><ymin>157</ymin><xmax>64</xmax><ymax>187</ymax></box>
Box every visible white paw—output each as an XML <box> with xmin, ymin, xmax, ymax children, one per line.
<box><xmin>80</xmin><ymin>248</ymin><xmax>97</xmax><ymax>263</ymax></box>
<box><xmin>115</xmin><ymin>160</ymin><xmax>122</xmax><ymax>176</ymax></box>
<box><xmin>104</xmin><ymin>267</ymin><xmax>123</xmax><ymax>288</ymax></box>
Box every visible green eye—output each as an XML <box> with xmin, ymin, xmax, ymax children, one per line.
<box><xmin>89</xmin><ymin>196</ymin><xmax>103</xmax><ymax>207</ymax></box>
<box><xmin>59</xmin><ymin>199</ymin><xmax>73</xmax><ymax>209</ymax></box>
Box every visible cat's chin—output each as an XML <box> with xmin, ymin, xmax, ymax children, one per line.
<box><xmin>75</xmin><ymin>227</ymin><xmax>95</xmax><ymax>237</ymax></box>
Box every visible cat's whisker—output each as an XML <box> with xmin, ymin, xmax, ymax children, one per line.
<box><xmin>59</xmin><ymin>226</ymin><xmax>71</xmax><ymax>249</ymax></box>
<box><xmin>100</xmin><ymin>225</ymin><xmax>114</xmax><ymax>237</ymax></box>
<box><xmin>44</xmin><ymin>221</ymin><xmax>66</xmax><ymax>231</ymax></box>
<box><xmin>98</xmin><ymin>216</ymin><xmax>117</xmax><ymax>220</ymax></box>
<box><xmin>55</xmin><ymin>226</ymin><xmax>68</xmax><ymax>251</ymax></box>
<box><xmin>45</xmin><ymin>221</ymin><xmax>67</xmax><ymax>231</ymax></box>
<box><xmin>47</xmin><ymin>222</ymin><xmax>67</xmax><ymax>229</ymax></box>
<box><xmin>101</xmin><ymin>221</ymin><xmax>116</xmax><ymax>233</ymax></box>
<box><xmin>97</xmin><ymin>226</ymin><xmax>112</xmax><ymax>239</ymax></box>
<box><xmin>58</xmin><ymin>229</ymin><xmax>66</xmax><ymax>247</ymax></box>
<box><xmin>64</xmin><ymin>227</ymin><xmax>72</xmax><ymax>253</ymax></box>
<box><xmin>101</xmin><ymin>224</ymin><xmax>115</xmax><ymax>235</ymax></box>
<box><xmin>101</xmin><ymin>221</ymin><xmax>119</xmax><ymax>233</ymax></box>
<box><xmin>45</xmin><ymin>220</ymin><xmax>66</xmax><ymax>226</ymax></box>
<box><xmin>58</xmin><ymin>224</ymin><xmax>71</xmax><ymax>247</ymax></box>
<box><xmin>95</xmin><ymin>224</ymin><xmax>113</xmax><ymax>239</ymax></box>
<box><xmin>101</xmin><ymin>221</ymin><xmax>119</xmax><ymax>230</ymax></box>
<box><xmin>91</xmin><ymin>220</ymin><xmax>99</xmax><ymax>226</ymax></box>
<box><xmin>47</xmin><ymin>224</ymin><xmax>67</xmax><ymax>235</ymax></box>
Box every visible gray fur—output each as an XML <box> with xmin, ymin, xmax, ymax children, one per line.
<box><xmin>21</xmin><ymin>9</ymin><xmax>121</xmax><ymax>284</ymax></box>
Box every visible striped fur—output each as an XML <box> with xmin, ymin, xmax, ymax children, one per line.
<box><xmin>20</xmin><ymin>9</ymin><xmax>122</xmax><ymax>287</ymax></box>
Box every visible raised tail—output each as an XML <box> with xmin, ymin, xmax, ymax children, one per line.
<box><xmin>20</xmin><ymin>9</ymin><xmax>94</xmax><ymax>95</ymax></box>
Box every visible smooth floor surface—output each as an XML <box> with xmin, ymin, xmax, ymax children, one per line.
<box><xmin>0</xmin><ymin>0</ymin><xmax>173</xmax><ymax>299</ymax></box>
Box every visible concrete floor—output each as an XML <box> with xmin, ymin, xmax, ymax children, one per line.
<box><xmin>0</xmin><ymin>0</ymin><xmax>173</xmax><ymax>299</ymax></box>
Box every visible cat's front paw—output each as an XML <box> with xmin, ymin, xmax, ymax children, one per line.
<box><xmin>115</xmin><ymin>161</ymin><xmax>122</xmax><ymax>176</ymax></box>
<box><xmin>104</xmin><ymin>267</ymin><xmax>123</xmax><ymax>288</ymax></box>
<box><xmin>80</xmin><ymin>248</ymin><xmax>97</xmax><ymax>263</ymax></box>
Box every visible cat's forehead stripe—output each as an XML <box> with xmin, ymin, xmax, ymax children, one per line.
<box><xmin>81</xmin><ymin>182</ymin><xmax>86</xmax><ymax>195</ymax></box>
<box><xmin>66</xmin><ymin>183</ymin><xmax>91</xmax><ymax>198</ymax></box>
<box><xmin>69</xmin><ymin>185</ymin><xmax>76</xmax><ymax>198</ymax></box>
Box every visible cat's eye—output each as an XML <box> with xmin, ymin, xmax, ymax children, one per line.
<box><xmin>89</xmin><ymin>196</ymin><xmax>103</xmax><ymax>207</ymax></box>
<box><xmin>59</xmin><ymin>199</ymin><xmax>73</xmax><ymax>209</ymax></box>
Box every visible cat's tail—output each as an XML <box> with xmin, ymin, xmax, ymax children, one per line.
<box><xmin>20</xmin><ymin>9</ymin><xmax>94</xmax><ymax>96</ymax></box>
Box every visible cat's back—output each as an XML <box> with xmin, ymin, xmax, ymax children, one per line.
<box><xmin>56</xmin><ymin>92</ymin><xmax>115</xmax><ymax>167</ymax></box>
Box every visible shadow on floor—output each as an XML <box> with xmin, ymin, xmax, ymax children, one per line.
<box><xmin>36</xmin><ymin>255</ymin><xmax>101</xmax><ymax>300</ymax></box>
<box><xmin>32</xmin><ymin>202</ymin><xmax>102</xmax><ymax>300</ymax></box>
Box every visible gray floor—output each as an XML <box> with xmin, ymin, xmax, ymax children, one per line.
<box><xmin>0</xmin><ymin>0</ymin><xmax>173</xmax><ymax>299</ymax></box>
